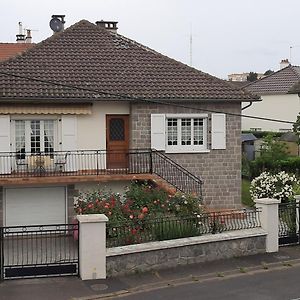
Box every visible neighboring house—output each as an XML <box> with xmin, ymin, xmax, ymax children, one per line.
<box><xmin>228</xmin><ymin>72</ymin><xmax>265</xmax><ymax>82</ymax></box>
<box><xmin>242</xmin><ymin>63</ymin><xmax>300</xmax><ymax>132</ymax></box>
<box><xmin>0</xmin><ymin>43</ymin><xmax>34</xmax><ymax>62</ymax></box>
<box><xmin>0</xmin><ymin>20</ymin><xmax>258</xmax><ymax>227</ymax></box>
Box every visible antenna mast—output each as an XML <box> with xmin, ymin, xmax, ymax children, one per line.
<box><xmin>189</xmin><ymin>31</ymin><xmax>193</xmax><ymax>66</ymax></box>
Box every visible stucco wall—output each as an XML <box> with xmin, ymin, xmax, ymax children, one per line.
<box><xmin>130</xmin><ymin>102</ymin><xmax>242</xmax><ymax>209</ymax></box>
<box><xmin>77</xmin><ymin>102</ymin><xmax>130</xmax><ymax>150</ymax></box>
<box><xmin>242</xmin><ymin>94</ymin><xmax>300</xmax><ymax>132</ymax></box>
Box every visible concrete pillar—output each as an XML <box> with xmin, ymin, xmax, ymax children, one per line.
<box><xmin>255</xmin><ymin>198</ymin><xmax>280</xmax><ymax>253</ymax></box>
<box><xmin>77</xmin><ymin>214</ymin><xmax>108</xmax><ymax>280</ymax></box>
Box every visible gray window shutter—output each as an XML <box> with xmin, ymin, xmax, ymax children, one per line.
<box><xmin>211</xmin><ymin>113</ymin><xmax>226</xmax><ymax>149</ymax></box>
<box><xmin>0</xmin><ymin>115</ymin><xmax>11</xmax><ymax>174</ymax></box>
<box><xmin>151</xmin><ymin>114</ymin><xmax>166</xmax><ymax>150</ymax></box>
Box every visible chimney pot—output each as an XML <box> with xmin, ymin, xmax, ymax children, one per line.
<box><xmin>96</xmin><ymin>20</ymin><xmax>118</xmax><ymax>33</ymax></box>
<box><xmin>280</xmin><ymin>59</ymin><xmax>290</xmax><ymax>70</ymax></box>
<box><xmin>25</xmin><ymin>29</ymin><xmax>32</xmax><ymax>43</ymax></box>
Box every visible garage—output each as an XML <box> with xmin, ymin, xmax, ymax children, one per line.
<box><xmin>5</xmin><ymin>187</ymin><xmax>66</xmax><ymax>226</ymax></box>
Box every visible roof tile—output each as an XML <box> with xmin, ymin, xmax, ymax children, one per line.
<box><xmin>0</xmin><ymin>20</ymin><xmax>258</xmax><ymax>102</ymax></box>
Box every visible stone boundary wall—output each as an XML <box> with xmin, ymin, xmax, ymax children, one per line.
<box><xmin>106</xmin><ymin>228</ymin><xmax>266</xmax><ymax>277</ymax></box>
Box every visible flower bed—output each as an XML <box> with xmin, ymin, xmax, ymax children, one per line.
<box><xmin>74</xmin><ymin>181</ymin><xmax>204</xmax><ymax>244</ymax></box>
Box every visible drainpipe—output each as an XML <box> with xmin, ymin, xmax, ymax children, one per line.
<box><xmin>242</xmin><ymin>101</ymin><xmax>253</xmax><ymax>111</ymax></box>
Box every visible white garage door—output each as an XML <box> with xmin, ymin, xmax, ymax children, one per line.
<box><xmin>5</xmin><ymin>187</ymin><xmax>66</xmax><ymax>226</ymax></box>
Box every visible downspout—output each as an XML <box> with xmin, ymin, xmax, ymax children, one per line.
<box><xmin>241</xmin><ymin>101</ymin><xmax>253</xmax><ymax>111</ymax></box>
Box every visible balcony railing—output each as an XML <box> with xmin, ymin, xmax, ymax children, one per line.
<box><xmin>0</xmin><ymin>149</ymin><xmax>203</xmax><ymax>197</ymax></box>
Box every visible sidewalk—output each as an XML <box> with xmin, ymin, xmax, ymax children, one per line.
<box><xmin>1</xmin><ymin>246</ymin><xmax>300</xmax><ymax>300</ymax></box>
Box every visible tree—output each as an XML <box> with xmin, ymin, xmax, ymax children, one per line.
<box><xmin>247</xmin><ymin>72</ymin><xmax>258</xmax><ymax>82</ymax></box>
<box><xmin>264</xmin><ymin>69</ymin><xmax>274</xmax><ymax>76</ymax></box>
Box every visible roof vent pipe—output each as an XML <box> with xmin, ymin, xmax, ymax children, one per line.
<box><xmin>96</xmin><ymin>20</ymin><xmax>118</xmax><ymax>33</ymax></box>
<box><xmin>16</xmin><ymin>22</ymin><xmax>25</xmax><ymax>43</ymax></box>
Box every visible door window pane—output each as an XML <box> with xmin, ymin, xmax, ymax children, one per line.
<box><xmin>31</xmin><ymin>120</ymin><xmax>41</xmax><ymax>153</ymax></box>
<box><xmin>109</xmin><ymin>118</ymin><xmax>125</xmax><ymax>141</ymax></box>
<box><xmin>15</xmin><ymin>120</ymin><xmax>26</xmax><ymax>159</ymax></box>
<box><xmin>44</xmin><ymin>120</ymin><xmax>54</xmax><ymax>153</ymax></box>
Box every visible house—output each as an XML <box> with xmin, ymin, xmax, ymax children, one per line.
<box><xmin>0</xmin><ymin>25</ymin><xmax>34</xmax><ymax>62</ymax></box>
<box><xmin>0</xmin><ymin>19</ymin><xmax>258</xmax><ymax>227</ymax></box>
<box><xmin>0</xmin><ymin>43</ymin><xmax>34</xmax><ymax>62</ymax></box>
<box><xmin>242</xmin><ymin>61</ymin><xmax>300</xmax><ymax>132</ymax></box>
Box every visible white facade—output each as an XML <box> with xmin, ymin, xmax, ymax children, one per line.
<box><xmin>242</xmin><ymin>94</ymin><xmax>300</xmax><ymax>132</ymax></box>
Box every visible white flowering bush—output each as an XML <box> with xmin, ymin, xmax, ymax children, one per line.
<box><xmin>250</xmin><ymin>171</ymin><xmax>299</xmax><ymax>202</ymax></box>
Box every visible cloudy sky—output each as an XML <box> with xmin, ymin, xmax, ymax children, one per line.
<box><xmin>2</xmin><ymin>0</ymin><xmax>300</xmax><ymax>79</ymax></box>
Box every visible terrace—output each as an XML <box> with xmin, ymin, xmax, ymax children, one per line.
<box><xmin>0</xmin><ymin>149</ymin><xmax>203</xmax><ymax>197</ymax></box>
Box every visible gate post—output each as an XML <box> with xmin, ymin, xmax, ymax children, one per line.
<box><xmin>295</xmin><ymin>195</ymin><xmax>300</xmax><ymax>235</ymax></box>
<box><xmin>255</xmin><ymin>198</ymin><xmax>280</xmax><ymax>253</ymax></box>
<box><xmin>77</xmin><ymin>214</ymin><xmax>108</xmax><ymax>280</ymax></box>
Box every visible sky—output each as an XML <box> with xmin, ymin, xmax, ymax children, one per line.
<box><xmin>1</xmin><ymin>0</ymin><xmax>300</xmax><ymax>79</ymax></box>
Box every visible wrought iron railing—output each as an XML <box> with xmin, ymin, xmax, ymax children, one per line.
<box><xmin>151</xmin><ymin>150</ymin><xmax>203</xmax><ymax>196</ymax></box>
<box><xmin>0</xmin><ymin>224</ymin><xmax>79</xmax><ymax>279</ymax></box>
<box><xmin>279</xmin><ymin>202</ymin><xmax>300</xmax><ymax>245</ymax></box>
<box><xmin>106</xmin><ymin>209</ymin><xmax>261</xmax><ymax>248</ymax></box>
<box><xmin>0</xmin><ymin>149</ymin><xmax>203</xmax><ymax>197</ymax></box>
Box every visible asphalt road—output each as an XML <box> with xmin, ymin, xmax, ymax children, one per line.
<box><xmin>111</xmin><ymin>264</ymin><xmax>300</xmax><ymax>300</ymax></box>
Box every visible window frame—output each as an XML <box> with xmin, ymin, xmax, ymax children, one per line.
<box><xmin>11</xmin><ymin>118</ymin><xmax>58</xmax><ymax>154</ymax></box>
<box><xmin>165</xmin><ymin>114</ymin><xmax>209</xmax><ymax>153</ymax></box>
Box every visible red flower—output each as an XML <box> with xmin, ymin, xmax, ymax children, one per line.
<box><xmin>129</xmin><ymin>215</ymin><xmax>134</xmax><ymax>219</ymax></box>
<box><xmin>87</xmin><ymin>203</ymin><xmax>94</xmax><ymax>209</ymax></box>
<box><xmin>142</xmin><ymin>207</ymin><xmax>148</xmax><ymax>214</ymax></box>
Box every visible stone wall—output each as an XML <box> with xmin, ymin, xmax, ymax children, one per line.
<box><xmin>107</xmin><ymin>229</ymin><xmax>266</xmax><ymax>277</ymax></box>
<box><xmin>130</xmin><ymin>102</ymin><xmax>242</xmax><ymax>208</ymax></box>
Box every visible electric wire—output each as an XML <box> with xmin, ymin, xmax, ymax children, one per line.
<box><xmin>0</xmin><ymin>70</ymin><xmax>295</xmax><ymax>125</ymax></box>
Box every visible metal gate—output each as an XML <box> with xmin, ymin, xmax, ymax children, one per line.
<box><xmin>0</xmin><ymin>223</ymin><xmax>79</xmax><ymax>280</ymax></box>
<box><xmin>279</xmin><ymin>202</ymin><xmax>300</xmax><ymax>246</ymax></box>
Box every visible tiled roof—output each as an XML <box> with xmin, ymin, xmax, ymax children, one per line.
<box><xmin>244</xmin><ymin>66</ymin><xmax>300</xmax><ymax>95</ymax></box>
<box><xmin>0</xmin><ymin>43</ymin><xmax>34</xmax><ymax>62</ymax></box>
<box><xmin>0</xmin><ymin>20</ymin><xmax>258</xmax><ymax>102</ymax></box>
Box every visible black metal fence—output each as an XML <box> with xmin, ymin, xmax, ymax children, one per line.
<box><xmin>0</xmin><ymin>149</ymin><xmax>203</xmax><ymax>198</ymax></box>
<box><xmin>106</xmin><ymin>209</ymin><xmax>261</xmax><ymax>248</ymax></box>
<box><xmin>279</xmin><ymin>202</ymin><xmax>300</xmax><ymax>246</ymax></box>
<box><xmin>0</xmin><ymin>224</ymin><xmax>79</xmax><ymax>280</ymax></box>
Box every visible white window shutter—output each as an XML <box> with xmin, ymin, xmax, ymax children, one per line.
<box><xmin>151</xmin><ymin>114</ymin><xmax>166</xmax><ymax>150</ymax></box>
<box><xmin>0</xmin><ymin>115</ymin><xmax>11</xmax><ymax>174</ymax></box>
<box><xmin>61</xmin><ymin>115</ymin><xmax>78</xmax><ymax>172</ymax></box>
<box><xmin>211</xmin><ymin>113</ymin><xmax>226</xmax><ymax>149</ymax></box>
<box><xmin>61</xmin><ymin>115</ymin><xmax>77</xmax><ymax>151</ymax></box>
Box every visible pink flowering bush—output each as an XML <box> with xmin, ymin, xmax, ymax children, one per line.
<box><xmin>74</xmin><ymin>181</ymin><xmax>202</xmax><ymax>223</ymax></box>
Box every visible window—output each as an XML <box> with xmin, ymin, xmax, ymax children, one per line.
<box><xmin>13</xmin><ymin>119</ymin><xmax>56</xmax><ymax>154</ymax></box>
<box><xmin>166</xmin><ymin>115</ymin><xmax>208</xmax><ymax>153</ymax></box>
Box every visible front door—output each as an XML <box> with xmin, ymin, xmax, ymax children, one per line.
<box><xmin>106</xmin><ymin>115</ymin><xmax>129</xmax><ymax>169</ymax></box>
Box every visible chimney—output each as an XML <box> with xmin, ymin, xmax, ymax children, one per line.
<box><xmin>25</xmin><ymin>29</ymin><xmax>32</xmax><ymax>43</ymax></box>
<box><xmin>96</xmin><ymin>20</ymin><xmax>118</xmax><ymax>33</ymax></box>
<box><xmin>280</xmin><ymin>59</ymin><xmax>290</xmax><ymax>70</ymax></box>
<box><xmin>16</xmin><ymin>22</ymin><xmax>25</xmax><ymax>43</ymax></box>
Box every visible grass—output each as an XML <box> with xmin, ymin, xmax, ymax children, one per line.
<box><xmin>242</xmin><ymin>178</ymin><xmax>254</xmax><ymax>207</ymax></box>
